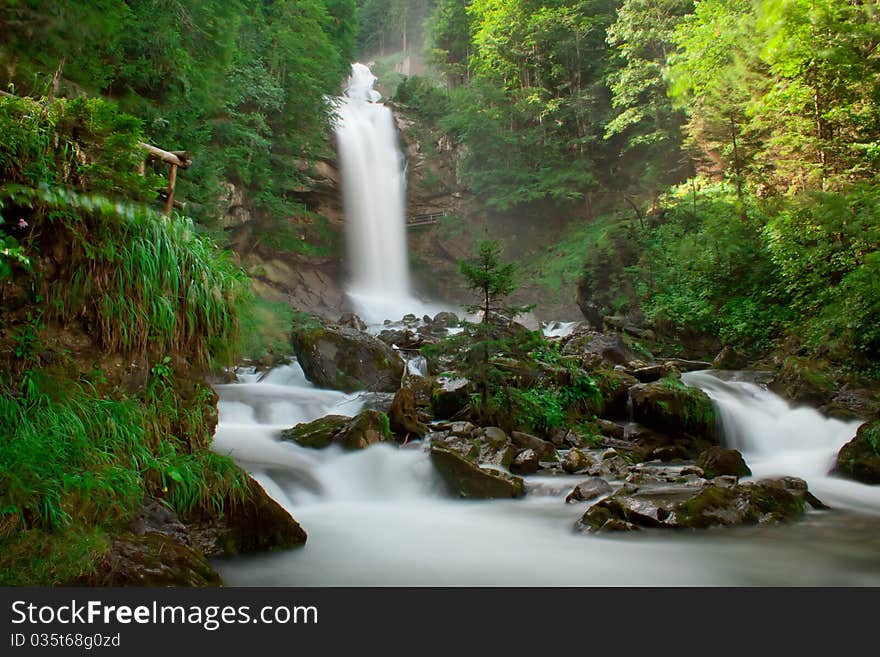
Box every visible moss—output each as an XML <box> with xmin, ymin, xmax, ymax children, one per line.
<box><xmin>674</xmin><ymin>486</ymin><xmax>738</xmax><ymax>528</ymax></box>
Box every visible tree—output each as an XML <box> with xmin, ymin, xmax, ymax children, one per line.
<box><xmin>459</xmin><ymin>238</ymin><xmax>531</xmax><ymax>322</ymax></box>
<box><xmin>604</xmin><ymin>0</ymin><xmax>693</xmax><ymax>201</ymax></box>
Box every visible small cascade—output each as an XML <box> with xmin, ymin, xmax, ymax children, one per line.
<box><xmin>682</xmin><ymin>370</ymin><xmax>878</xmax><ymax>513</ymax></box>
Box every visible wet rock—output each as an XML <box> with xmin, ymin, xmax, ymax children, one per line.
<box><xmin>292</xmin><ymin>322</ymin><xmax>404</xmax><ymax>392</ymax></box>
<box><xmin>389</xmin><ymin>387</ymin><xmax>429</xmax><ymax>438</ymax></box>
<box><xmin>562</xmin><ymin>448</ymin><xmax>593</xmax><ymax>473</ymax></box>
<box><xmin>696</xmin><ymin>446</ymin><xmax>751</xmax><ymax>479</ymax></box>
<box><xmin>510</xmin><ymin>449</ymin><xmax>540</xmax><ymax>475</ymax></box>
<box><xmin>712</xmin><ymin>346</ymin><xmax>748</xmax><ymax>370</ymax></box>
<box><xmin>577</xmin><ymin>477</ymin><xmax>818</xmax><ymax>532</ymax></box>
<box><xmin>430</xmin><ymin>445</ymin><xmax>526</xmax><ymax>499</ymax></box>
<box><xmin>821</xmin><ymin>390</ymin><xmax>880</xmax><ymax>421</ymax></box>
<box><xmin>282</xmin><ymin>411</ymin><xmax>392</xmax><ymax>451</ymax></box>
<box><xmin>629</xmin><ymin>378</ymin><xmax>716</xmax><ymax>440</ymax></box>
<box><xmin>662</xmin><ymin>358</ymin><xmax>712</xmax><ymax>372</ymax></box>
<box><xmin>550</xmin><ymin>428</ymin><xmax>586</xmax><ymax>448</ymax></box>
<box><xmin>482</xmin><ymin>426</ymin><xmax>508</xmax><ymax>443</ymax></box>
<box><xmin>188</xmin><ymin>476</ymin><xmax>308</xmax><ymax>557</ymax></box>
<box><xmin>510</xmin><ymin>431</ymin><xmax>557</xmax><ymax>461</ymax></box>
<box><xmin>338</xmin><ymin>312</ymin><xmax>367</xmax><ymax>331</ymax></box>
<box><xmin>280</xmin><ymin>414</ymin><xmax>351</xmax><ymax>448</ymax></box>
<box><xmin>588</xmin><ymin>455</ymin><xmax>631</xmax><ymax>479</ymax></box>
<box><xmin>431</xmin><ymin>375</ymin><xmax>471</xmax><ymax>419</ymax></box>
<box><xmin>628</xmin><ymin>364</ymin><xmax>673</xmax><ymax>383</ymax></box>
<box><xmin>833</xmin><ymin>420</ymin><xmax>880</xmax><ymax>484</ymax></box>
<box><xmin>563</xmin><ymin>333</ymin><xmax>638</xmax><ymax>366</ymax></box>
<box><xmin>565</xmin><ymin>477</ymin><xmax>613</xmax><ymax>503</ymax></box>
<box><xmin>591</xmin><ymin>419</ymin><xmax>625</xmax><ymax>440</ymax></box>
<box><xmin>432</xmin><ymin>311</ymin><xmax>460</xmax><ymax>326</ymax></box>
<box><xmin>449</xmin><ymin>420</ymin><xmax>477</xmax><ymax>436</ymax></box>
<box><xmin>335</xmin><ymin>410</ymin><xmax>392</xmax><ymax>450</ymax></box>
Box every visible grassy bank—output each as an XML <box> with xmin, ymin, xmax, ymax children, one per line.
<box><xmin>0</xmin><ymin>94</ymin><xmax>258</xmax><ymax>584</ymax></box>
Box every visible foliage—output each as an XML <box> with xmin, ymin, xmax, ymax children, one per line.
<box><xmin>0</xmin><ymin>1</ymin><xmax>357</xmax><ymax>225</ymax></box>
<box><xmin>236</xmin><ymin>293</ymin><xmax>297</xmax><ymax>365</ymax></box>
<box><xmin>459</xmin><ymin>238</ymin><xmax>532</xmax><ymax>321</ymax></box>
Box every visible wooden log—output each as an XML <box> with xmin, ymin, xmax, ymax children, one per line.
<box><xmin>139</xmin><ymin>142</ymin><xmax>191</xmax><ymax>169</ymax></box>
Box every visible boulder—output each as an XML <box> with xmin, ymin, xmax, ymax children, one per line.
<box><xmin>696</xmin><ymin>446</ymin><xmax>752</xmax><ymax>479</ymax></box>
<box><xmin>577</xmin><ymin>477</ymin><xmax>821</xmax><ymax>532</ymax></box>
<box><xmin>712</xmin><ymin>346</ymin><xmax>748</xmax><ymax>370</ymax></box>
<box><xmin>662</xmin><ymin>358</ymin><xmax>712</xmax><ymax>372</ymax></box>
<box><xmin>280</xmin><ymin>414</ymin><xmax>351</xmax><ymax>448</ymax></box>
<box><xmin>510</xmin><ymin>431</ymin><xmax>557</xmax><ymax>461</ymax></box>
<box><xmin>280</xmin><ymin>411</ymin><xmax>392</xmax><ymax>450</ymax></box>
<box><xmin>562</xmin><ymin>448</ymin><xmax>593</xmax><ymax>474</ymax></box>
<box><xmin>335</xmin><ymin>410</ymin><xmax>392</xmax><ymax>450</ymax></box>
<box><xmin>430</xmin><ymin>445</ymin><xmax>526</xmax><ymax>499</ymax></box>
<box><xmin>510</xmin><ymin>449</ymin><xmax>540</xmax><ymax>475</ymax></box>
<box><xmin>432</xmin><ymin>311</ymin><xmax>460</xmax><ymax>327</ymax></box>
<box><xmin>431</xmin><ymin>375</ymin><xmax>471</xmax><ymax>419</ymax></box>
<box><xmin>565</xmin><ymin>477</ymin><xmax>613</xmax><ymax>503</ymax></box>
<box><xmin>628</xmin><ymin>363</ymin><xmax>673</xmax><ymax>383</ymax></box>
<box><xmin>629</xmin><ymin>378</ymin><xmax>716</xmax><ymax>440</ymax></box>
<box><xmin>292</xmin><ymin>322</ymin><xmax>403</xmax><ymax>392</ymax></box>
<box><xmin>188</xmin><ymin>476</ymin><xmax>308</xmax><ymax>557</ymax></box>
<box><xmin>834</xmin><ymin>420</ymin><xmax>880</xmax><ymax>484</ymax></box>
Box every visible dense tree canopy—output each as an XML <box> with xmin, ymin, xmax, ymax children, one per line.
<box><xmin>0</xmin><ymin>0</ymin><xmax>357</xmax><ymax>221</ymax></box>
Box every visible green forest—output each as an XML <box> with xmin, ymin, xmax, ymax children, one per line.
<box><xmin>1</xmin><ymin>1</ymin><xmax>879</xmax><ymax>587</ymax></box>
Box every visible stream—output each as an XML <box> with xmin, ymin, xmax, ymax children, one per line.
<box><xmin>211</xmin><ymin>364</ymin><xmax>880</xmax><ymax>587</ymax></box>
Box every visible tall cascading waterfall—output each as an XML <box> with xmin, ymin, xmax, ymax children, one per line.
<box><xmin>335</xmin><ymin>63</ymin><xmax>419</xmax><ymax>324</ymax></box>
<box><xmin>682</xmin><ymin>371</ymin><xmax>878</xmax><ymax>513</ymax></box>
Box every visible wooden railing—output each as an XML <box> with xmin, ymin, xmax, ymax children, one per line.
<box><xmin>407</xmin><ymin>211</ymin><xmax>447</xmax><ymax>228</ymax></box>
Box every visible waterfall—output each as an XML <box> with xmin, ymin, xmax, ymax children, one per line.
<box><xmin>335</xmin><ymin>63</ymin><xmax>415</xmax><ymax>324</ymax></box>
<box><xmin>682</xmin><ymin>370</ymin><xmax>878</xmax><ymax>513</ymax></box>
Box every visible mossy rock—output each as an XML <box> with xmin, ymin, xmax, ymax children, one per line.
<box><xmin>291</xmin><ymin>321</ymin><xmax>404</xmax><ymax>392</ymax></box>
<box><xmin>834</xmin><ymin>420</ymin><xmax>880</xmax><ymax>484</ymax></box>
<box><xmin>578</xmin><ymin>477</ymin><xmax>813</xmax><ymax>532</ymax></box>
<box><xmin>430</xmin><ymin>445</ymin><xmax>525</xmax><ymax>499</ymax></box>
<box><xmin>187</xmin><ymin>476</ymin><xmax>307</xmax><ymax>557</ymax></box>
<box><xmin>696</xmin><ymin>446</ymin><xmax>752</xmax><ymax>479</ymax></box>
<box><xmin>629</xmin><ymin>377</ymin><xmax>716</xmax><ymax>440</ymax></box>
<box><xmin>80</xmin><ymin>532</ymin><xmax>221</xmax><ymax>587</ymax></box>
<box><xmin>334</xmin><ymin>410</ymin><xmax>392</xmax><ymax>450</ymax></box>
<box><xmin>279</xmin><ymin>414</ymin><xmax>351</xmax><ymax>448</ymax></box>
<box><xmin>591</xmin><ymin>368</ymin><xmax>640</xmax><ymax>419</ymax></box>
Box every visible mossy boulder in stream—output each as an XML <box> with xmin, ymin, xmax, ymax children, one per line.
<box><xmin>281</xmin><ymin>411</ymin><xmax>392</xmax><ymax>450</ymax></box>
<box><xmin>834</xmin><ymin>420</ymin><xmax>880</xmax><ymax>484</ymax></box>
<box><xmin>291</xmin><ymin>321</ymin><xmax>403</xmax><ymax>392</ymax></box>
<box><xmin>629</xmin><ymin>376</ymin><xmax>716</xmax><ymax>440</ymax></box>
<box><xmin>280</xmin><ymin>414</ymin><xmax>351</xmax><ymax>448</ymax></box>
<box><xmin>430</xmin><ymin>445</ymin><xmax>525</xmax><ymax>498</ymax></box>
<box><xmin>577</xmin><ymin>477</ymin><xmax>821</xmax><ymax>532</ymax></box>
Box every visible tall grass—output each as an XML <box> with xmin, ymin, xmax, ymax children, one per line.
<box><xmin>2</xmin><ymin>184</ymin><xmax>245</xmax><ymax>366</ymax></box>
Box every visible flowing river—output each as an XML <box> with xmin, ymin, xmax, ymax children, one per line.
<box><xmin>211</xmin><ymin>364</ymin><xmax>880</xmax><ymax>587</ymax></box>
